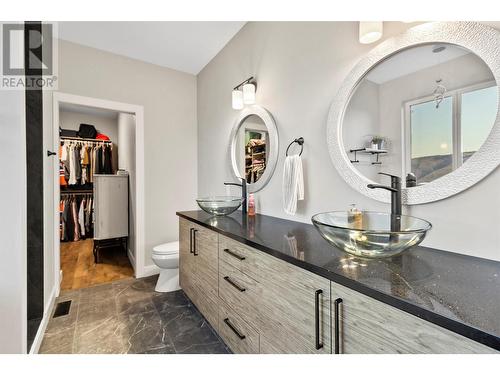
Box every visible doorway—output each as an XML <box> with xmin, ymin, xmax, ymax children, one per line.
<box><xmin>51</xmin><ymin>93</ymin><xmax>145</xmax><ymax>294</ymax></box>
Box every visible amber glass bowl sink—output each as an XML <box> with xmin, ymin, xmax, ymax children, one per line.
<box><xmin>312</xmin><ymin>211</ymin><xmax>432</xmax><ymax>258</ymax></box>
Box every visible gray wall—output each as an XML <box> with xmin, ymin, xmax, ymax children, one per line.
<box><xmin>49</xmin><ymin>39</ymin><xmax>198</xmax><ymax>271</ymax></box>
<box><xmin>197</xmin><ymin>21</ymin><xmax>500</xmax><ymax>261</ymax></box>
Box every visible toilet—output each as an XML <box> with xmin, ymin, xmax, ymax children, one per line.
<box><xmin>151</xmin><ymin>241</ymin><xmax>180</xmax><ymax>292</ymax></box>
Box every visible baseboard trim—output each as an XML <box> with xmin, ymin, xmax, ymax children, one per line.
<box><xmin>138</xmin><ymin>264</ymin><xmax>160</xmax><ymax>278</ymax></box>
<box><xmin>127</xmin><ymin>247</ymin><xmax>137</xmax><ymax>274</ymax></box>
<box><xmin>29</xmin><ymin>286</ymin><xmax>57</xmax><ymax>354</ymax></box>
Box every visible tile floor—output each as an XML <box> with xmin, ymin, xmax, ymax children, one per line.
<box><xmin>39</xmin><ymin>275</ymin><xmax>230</xmax><ymax>354</ymax></box>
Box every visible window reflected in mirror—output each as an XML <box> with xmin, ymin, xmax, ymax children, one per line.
<box><xmin>343</xmin><ymin>43</ymin><xmax>498</xmax><ymax>187</ymax></box>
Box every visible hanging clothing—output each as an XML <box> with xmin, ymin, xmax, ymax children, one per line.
<box><xmin>67</xmin><ymin>145</ymin><xmax>76</xmax><ymax>185</ymax></box>
<box><xmin>71</xmin><ymin>199</ymin><xmax>80</xmax><ymax>241</ymax></box>
<box><xmin>60</xmin><ymin>195</ymin><xmax>94</xmax><ymax>242</ymax></box>
<box><xmin>103</xmin><ymin>145</ymin><xmax>113</xmax><ymax>174</ymax></box>
<box><xmin>79</xmin><ymin>197</ymin><xmax>86</xmax><ymax>237</ymax></box>
<box><xmin>74</xmin><ymin>145</ymin><xmax>82</xmax><ymax>183</ymax></box>
<box><xmin>59</xmin><ymin>139</ymin><xmax>114</xmax><ymax>186</ymax></box>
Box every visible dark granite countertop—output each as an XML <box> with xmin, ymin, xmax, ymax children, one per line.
<box><xmin>177</xmin><ymin>210</ymin><xmax>500</xmax><ymax>350</ymax></box>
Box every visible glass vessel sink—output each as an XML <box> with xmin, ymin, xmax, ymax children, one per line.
<box><xmin>196</xmin><ymin>196</ymin><xmax>243</xmax><ymax>216</ymax></box>
<box><xmin>312</xmin><ymin>211</ymin><xmax>432</xmax><ymax>258</ymax></box>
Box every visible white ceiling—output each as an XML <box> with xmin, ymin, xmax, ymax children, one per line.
<box><xmin>366</xmin><ymin>44</ymin><xmax>471</xmax><ymax>84</ymax></box>
<box><xmin>57</xmin><ymin>21</ymin><xmax>246</xmax><ymax>75</ymax></box>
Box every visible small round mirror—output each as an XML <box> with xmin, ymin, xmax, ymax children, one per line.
<box><xmin>230</xmin><ymin>105</ymin><xmax>278</xmax><ymax>193</ymax></box>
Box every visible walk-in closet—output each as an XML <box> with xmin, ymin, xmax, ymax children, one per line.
<box><xmin>57</xmin><ymin>103</ymin><xmax>135</xmax><ymax>291</ymax></box>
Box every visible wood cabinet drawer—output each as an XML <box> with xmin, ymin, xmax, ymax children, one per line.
<box><xmin>218</xmin><ymin>259</ymin><xmax>262</xmax><ymax>329</ymax></box>
<box><xmin>218</xmin><ymin>301</ymin><xmax>259</xmax><ymax>354</ymax></box>
<box><xmin>218</xmin><ymin>235</ymin><xmax>263</xmax><ymax>280</ymax></box>
<box><xmin>332</xmin><ymin>282</ymin><xmax>496</xmax><ymax>354</ymax></box>
<box><xmin>219</xmin><ymin>234</ymin><xmax>332</xmax><ymax>353</ymax></box>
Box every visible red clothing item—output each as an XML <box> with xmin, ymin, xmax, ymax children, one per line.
<box><xmin>96</xmin><ymin>133</ymin><xmax>110</xmax><ymax>141</ymax></box>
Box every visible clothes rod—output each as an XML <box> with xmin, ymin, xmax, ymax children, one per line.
<box><xmin>61</xmin><ymin>190</ymin><xmax>93</xmax><ymax>195</ymax></box>
<box><xmin>60</xmin><ymin>136</ymin><xmax>112</xmax><ymax>143</ymax></box>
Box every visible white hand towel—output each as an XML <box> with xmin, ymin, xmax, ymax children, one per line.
<box><xmin>282</xmin><ymin>154</ymin><xmax>304</xmax><ymax>215</ymax></box>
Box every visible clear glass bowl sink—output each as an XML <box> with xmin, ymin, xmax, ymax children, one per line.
<box><xmin>312</xmin><ymin>211</ymin><xmax>432</xmax><ymax>258</ymax></box>
<box><xmin>196</xmin><ymin>196</ymin><xmax>243</xmax><ymax>216</ymax></box>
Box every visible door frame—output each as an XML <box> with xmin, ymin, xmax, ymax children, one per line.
<box><xmin>52</xmin><ymin>92</ymin><xmax>146</xmax><ymax>295</ymax></box>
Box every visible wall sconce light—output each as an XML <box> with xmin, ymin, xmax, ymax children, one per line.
<box><xmin>232</xmin><ymin>89</ymin><xmax>244</xmax><ymax>109</ymax></box>
<box><xmin>232</xmin><ymin>76</ymin><xmax>256</xmax><ymax>109</ymax></box>
<box><xmin>359</xmin><ymin>21</ymin><xmax>383</xmax><ymax>44</ymax></box>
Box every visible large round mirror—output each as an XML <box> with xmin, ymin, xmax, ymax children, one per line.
<box><xmin>230</xmin><ymin>105</ymin><xmax>278</xmax><ymax>193</ymax></box>
<box><xmin>328</xmin><ymin>22</ymin><xmax>500</xmax><ymax>204</ymax></box>
<box><xmin>344</xmin><ymin>43</ymin><xmax>497</xmax><ymax>187</ymax></box>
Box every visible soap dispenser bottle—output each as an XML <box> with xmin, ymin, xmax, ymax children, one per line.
<box><xmin>248</xmin><ymin>193</ymin><xmax>256</xmax><ymax>216</ymax></box>
<box><xmin>348</xmin><ymin>204</ymin><xmax>363</xmax><ymax>229</ymax></box>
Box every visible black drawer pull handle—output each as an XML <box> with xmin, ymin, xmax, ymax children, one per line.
<box><xmin>223</xmin><ymin>318</ymin><xmax>246</xmax><ymax>340</ymax></box>
<box><xmin>334</xmin><ymin>298</ymin><xmax>343</xmax><ymax>354</ymax></box>
<box><xmin>315</xmin><ymin>289</ymin><xmax>324</xmax><ymax>350</ymax></box>
<box><xmin>192</xmin><ymin>229</ymin><xmax>198</xmax><ymax>256</ymax></box>
<box><xmin>223</xmin><ymin>248</ymin><xmax>246</xmax><ymax>261</ymax></box>
<box><xmin>223</xmin><ymin>276</ymin><xmax>246</xmax><ymax>292</ymax></box>
<box><xmin>189</xmin><ymin>228</ymin><xmax>194</xmax><ymax>254</ymax></box>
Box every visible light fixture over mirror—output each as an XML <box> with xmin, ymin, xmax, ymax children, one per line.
<box><xmin>232</xmin><ymin>89</ymin><xmax>244</xmax><ymax>109</ymax></box>
<box><xmin>243</xmin><ymin>82</ymin><xmax>256</xmax><ymax>104</ymax></box>
<box><xmin>359</xmin><ymin>21</ymin><xmax>383</xmax><ymax>44</ymax></box>
<box><xmin>232</xmin><ymin>76</ymin><xmax>256</xmax><ymax>109</ymax></box>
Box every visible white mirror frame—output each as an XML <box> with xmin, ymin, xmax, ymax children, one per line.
<box><xmin>229</xmin><ymin>105</ymin><xmax>279</xmax><ymax>193</ymax></box>
<box><xmin>327</xmin><ymin>22</ymin><xmax>500</xmax><ymax>205</ymax></box>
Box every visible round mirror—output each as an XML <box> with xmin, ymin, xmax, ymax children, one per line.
<box><xmin>230</xmin><ymin>105</ymin><xmax>278</xmax><ymax>193</ymax></box>
<box><xmin>328</xmin><ymin>22</ymin><xmax>500</xmax><ymax>204</ymax></box>
<box><xmin>344</xmin><ymin>43</ymin><xmax>497</xmax><ymax>187</ymax></box>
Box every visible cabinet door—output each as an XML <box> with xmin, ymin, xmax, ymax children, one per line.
<box><xmin>258</xmin><ymin>273</ymin><xmax>331</xmax><ymax>354</ymax></box>
<box><xmin>179</xmin><ymin>218</ymin><xmax>219</xmax><ymax>329</ymax></box>
<box><xmin>192</xmin><ymin>224</ymin><xmax>218</xmax><ymax>300</ymax></box>
<box><xmin>179</xmin><ymin>218</ymin><xmax>196</xmax><ymax>296</ymax></box>
<box><xmin>331</xmin><ymin>282</ymin><xmax>496</xmax><ymax>354</ymax></box>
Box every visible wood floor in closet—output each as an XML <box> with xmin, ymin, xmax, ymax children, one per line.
<box><xmin>60</xmin><ymin>239</ymin><xmax>134</xmax><ymax>291</ymax></box>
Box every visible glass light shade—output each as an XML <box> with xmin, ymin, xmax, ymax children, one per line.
<box><xmin>242</xmin><ymin>83</ymin><xmax>256</xmax><ymax>104</ymax></box>
<box><xmin>359</xmin><ymin>21</ymin><xmax>383</xmax><ymax>44</ymax></box>
<box><xmin>232</xmin><ymin>89</ymin><xmax>244</xmax><ymax>109</ymax></box>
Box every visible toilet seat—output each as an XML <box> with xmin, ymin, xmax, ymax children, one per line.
<box><xmin>152</xmin><ymin>241</ymin><xmax>179</xmax><ymax>256</ymax></box>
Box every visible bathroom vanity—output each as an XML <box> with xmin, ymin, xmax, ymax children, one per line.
<box><xmin>177</xmin><ymin>210</ymin><xmax>500</xmax><ymax>354</ymax></box>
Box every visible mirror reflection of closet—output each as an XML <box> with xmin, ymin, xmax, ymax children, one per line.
<box><xmin>235</xmin><ymin>115</ymin><xmax>269</xmax><ymax>184</ymax></box>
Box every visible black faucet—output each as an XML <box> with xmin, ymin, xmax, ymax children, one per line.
<box><xmin>367</xmin><ymin>172</ymin><xmax>402</xmax><ymax>216</ymax></box>
<box><xmin>224</xmin><ymin>177</ymin><xmax>247</xmax><ymax>216</ymax></box>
